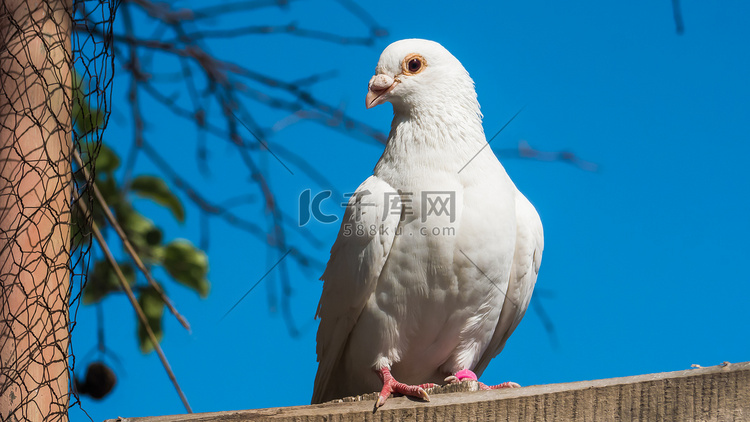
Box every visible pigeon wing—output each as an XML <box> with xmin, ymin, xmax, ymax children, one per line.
<box><xmin>473</xmin><ymin>191</ymin><xmax>543</xmax><ymax>376</ymax></box>
<box><xmin>311</xmin><ymin>175</ymin><xmax>401</xmax><ymax>404</ymax></box>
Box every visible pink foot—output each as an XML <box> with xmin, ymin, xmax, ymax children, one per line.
<box><xmin>444</xmin><ymin>369</ymin><xmax>520</xmax><ymax>390</ymax></box>
<box><xmin>375</xmin><ymin>367</ymin><xmax>434</xmax><ymax>408</ymax></box>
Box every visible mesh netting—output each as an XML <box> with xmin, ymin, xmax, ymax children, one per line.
<box><xmin>1</xmin><ymin>0</ymin><xmax>113</xmax><ymax>420</ymax></box>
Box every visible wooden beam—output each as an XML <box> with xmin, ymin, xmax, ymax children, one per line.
<box><xmin>106</xmin><ymin>361</ymin><xmax>750</xmax><ymax>421</ymax></box>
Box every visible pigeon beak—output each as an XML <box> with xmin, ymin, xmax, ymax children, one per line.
<box><xmin>366</xmin><ymin>74</ymin><xmax>398</xmax><ymax>109</ymax></box>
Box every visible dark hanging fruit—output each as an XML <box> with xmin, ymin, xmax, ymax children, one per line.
<box><xmin>75</xmin><ymin>361</ymin><xmax>117</xmax><ymax>400</ymax></box>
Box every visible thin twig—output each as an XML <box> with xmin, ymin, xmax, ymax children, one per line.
<box><xmin>671</xmin><ymin>0</ymin><xmax>685</xmax><ymax>35</ymax></box>
<box><xmin>121</xmin><ymin>1</ymin><xmax>145</xmax><ymax>188</ymax></box>
<box><xmin>181</xmin><ymin>23</ymin><xmax>381</xmax><ymax>45</ymax></box>
<box><xmin>531</xmin><ymin>296</ymin><xmax>558</xmax><ymax>348</ymax></box>
<box><xmin>139</xmin><ymin>142</ymin><xmax>264</xmax><ymax>237</ymax></box>
<box><xmin>72</xmin><ymin>184</ymin><xmax>193</xmax><ymax>413</ymax></box>
<box><xmin>510</xmin><ymin>140</ymin><xmax>599</xmax><ymax>172</ymax></box>
<box><xmin>73</xmin><ymin>149</ymin><xmax>192</xmax><ymax>331</ymax></box>
<box><xmin>333</xmin><ymin>0</ymin><xmax>388</xmax><ymax>37</ymax></box>
<box><xmin>184</xmin><ymin>0</ymin><xmax>299</xmax><ymax>21</ymax></box>
<box><xmin>89</xmin><ymin>220</ymin><xmax>193</xmax><ymax>413</ymax></box>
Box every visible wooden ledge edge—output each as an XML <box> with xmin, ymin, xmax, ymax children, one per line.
<box><xmin>106</xmin><ymin>361</ymin><xmax>750</xmax><ymax>421</ymax></box>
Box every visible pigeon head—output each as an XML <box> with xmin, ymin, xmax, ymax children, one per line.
<box><xmin>366</xmin><ymin>39</ymin><xmax>479</xmax><ymax>117</ymax></box>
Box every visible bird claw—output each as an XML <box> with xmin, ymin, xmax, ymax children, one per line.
<box><xmin>479</xmin><ymin>381</ymin><xmax>521</xmax><ymax>390</ymax></box>
<box><xmin>446</xmin><ymin>369</ymin><xmax>521</xmax><ymax>390</ymax></box>
<box><xmin>375</xmin><ymin>367</ymin><xmax>431</xmax><ymax>409</ymax></box>
<box><xmin>376</xmin><ymin>386</ymin><xmax>430</xmax><ymax>408</ymax></box>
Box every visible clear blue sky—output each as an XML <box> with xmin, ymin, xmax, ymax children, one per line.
<box><xmin>71</xmin><ymin>1</ymin><xmax>750</xmax><ymax>420</ymax></box>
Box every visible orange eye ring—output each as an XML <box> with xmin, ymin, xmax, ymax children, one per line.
<box><xmin>402</xmin><ymin>53</ymin><xmax>426</xmax><ymax>75</ymax></box>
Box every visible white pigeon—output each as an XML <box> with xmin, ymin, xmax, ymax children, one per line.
<box><xmin>312</xmin><ymin>39</ymin><xmax>543</xmax><ymax>407</ymax></box>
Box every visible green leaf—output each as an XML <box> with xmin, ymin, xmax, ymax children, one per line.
<box><xmin>130</xmin><ymin>175</ymin><xmax>185</xmax><ymax>223</ymax></box>
<box><xmin>162</xmin><ymin>239</ymin><xmax>210</xmax><ymax>297</ymax></box>
<box><xmin>84</xmin><ymin>260</ymin><xmax>135</xmax><ymax>305</ymax></box>
<box><xmin>137</xmin><ymin>286</ymin><xmax>164</xmax><ymax>353</ymax></box>
<box><xmin>117</xmin><ymin>207</ymin><xmax>163</xmax><ymax>259</ymax></box>
<box><xmin>94</xmin><ymin>143</ymin><xmax>121</xmax><ymax>176</ymax></box>
<box><xmin>96</xmin><ymin>176</ymin><xmax>121</xmax><ymax>211</ymax></box>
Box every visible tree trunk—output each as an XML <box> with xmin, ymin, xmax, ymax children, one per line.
<box><xmin>0</xmin><ymin>0</ymin><xmax>72</xmax><ymax>421</ymax></box>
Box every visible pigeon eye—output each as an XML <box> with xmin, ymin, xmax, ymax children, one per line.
<box><xmin>402</xmin><ymin>54</ymin><xmax>426</xmax><ymax>75</ymax></box>
<box><xmin>408</xmin><ymin>59</ymin><xmax>422</xmax><ymax>72</ymax></box>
